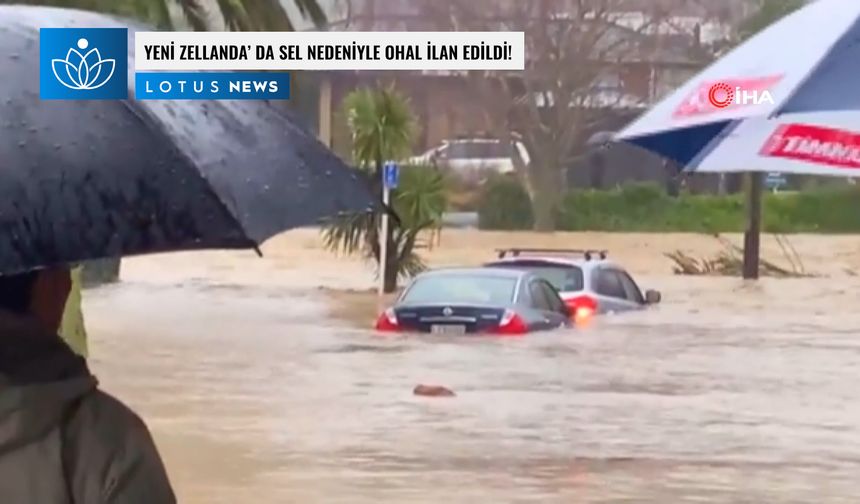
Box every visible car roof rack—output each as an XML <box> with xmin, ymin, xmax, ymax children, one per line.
<box><xmin>495</xmin><ymin>248</ymin><xmax>608</xmax><ymax>261</ymax></box>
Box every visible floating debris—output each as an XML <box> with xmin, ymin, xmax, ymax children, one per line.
<box><xmin>666</xmin><ymin>234</ymin><xmax>815</xmax><ymax>278</ymax></box>
<box><xmin>413</xmin><ymin>384</ymin><xmax>456</xmax><ymax>397</ymax></box>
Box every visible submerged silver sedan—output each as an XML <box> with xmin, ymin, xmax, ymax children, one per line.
<box><xmin>484</xmin><ymin>248</ymin><xmax>662</xmax><ymax>319</ymax></box>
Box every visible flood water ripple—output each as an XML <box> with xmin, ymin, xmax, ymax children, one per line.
<box><xmin>84</xmin><ymin>275</ymin><xmax>860</xmax><ymax>503</ymax></box>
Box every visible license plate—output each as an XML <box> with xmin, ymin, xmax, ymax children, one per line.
<box><xmin>431</xmin><ymin>324</ymin><xmax>466</xmax><ymax>335</ymax></box>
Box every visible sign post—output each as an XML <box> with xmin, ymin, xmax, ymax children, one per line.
<box><xmin>379</xmin><ymin>162</ymin><xmax>400</xmax><ymax>300</ymax></box>
<box><xmin>743</xmin><ymin>172</ymin><xmax>763</xmax><ymax>280</ymax></box>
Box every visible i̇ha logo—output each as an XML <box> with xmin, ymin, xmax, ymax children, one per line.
<box><xmin>708</xmin><ymin>81</ymin><xmax>774</xmax><ymax>108</ymax></box>
<box><xmin>40</xmin><ymin>28</ymin><xmax>128</xmax><ymax>100</ymax></box>
<box><xmin>707</xmin><ymin>82</ymin><xmax>735</xmax><ymax>108</ymax></box>
<box><xmin>52</xmin><ymin>38</ymin><xmax>116</xmax><ymax>90</ymax></box>
<box><xmin>673</xmin><ymin>75</ymin><xmax>782</xmax><ymax>118</ymax></box>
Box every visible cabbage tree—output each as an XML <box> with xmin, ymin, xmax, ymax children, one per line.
<box><xmin>323</xmin><ymin>87</ymin><xmax>447</xmax><ymax>293</ymax></box>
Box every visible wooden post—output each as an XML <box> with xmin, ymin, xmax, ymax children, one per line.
<box><xmin>318</xmin><ymin>76</ymin><xmax>332</xmax><ymax>147</ymax></box>
<box><xmin>742</xmin><ymin>172</ymin><xmax>763</xmax><ymax>279</ymax></box>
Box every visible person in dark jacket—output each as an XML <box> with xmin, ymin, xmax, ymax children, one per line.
<box><xmin>0</xmin><ymin>267</ymin><xmax>175</xmax><ymax>503</ymax></box>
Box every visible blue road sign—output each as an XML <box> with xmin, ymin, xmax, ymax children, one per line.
<box><xmin>383</xmin><ymin>161</ymin><xmax>399</xmax><ymax>189</ymax></box>
<box><xmin>765</xmin><ymin>172</ymin><xmax>787</xmax><ymax>189</ymax></box>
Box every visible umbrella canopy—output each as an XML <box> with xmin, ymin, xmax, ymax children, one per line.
<box><xmin>616</xmin><ymin>0</ymin><xmax>860</xmax><ymax>175</ymax></box>
<box><xmin>0</xmin><ymin>5</ymin><xmax>373</xmax><ymax>274</ymax></box>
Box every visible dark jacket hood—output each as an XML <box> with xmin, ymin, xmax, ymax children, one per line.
<box><xmin>0</xmin><ymin>311</ymin><xmax>95</xmax><ymax>453</ymax></box>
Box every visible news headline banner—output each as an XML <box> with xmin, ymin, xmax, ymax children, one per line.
<box><xmin>134</xmin><ymin>32</ymin><xmax>525</xmax><ymax>71</ymax></box>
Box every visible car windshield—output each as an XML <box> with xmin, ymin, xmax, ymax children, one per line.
<box><xmin>487</xmin><ymin>261</ymin><xmax>584</xmax><ymax>292</ymax></box>
<box><xmin>401</xmin><ymin>274</ymin><xmax>517</xmax><ymax>305</ymax></box>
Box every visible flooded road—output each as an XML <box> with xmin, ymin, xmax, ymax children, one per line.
<box><xmin>80</xmin><ymin>231</ymin><xmax>860</xmax><ymax>503</ymax></box>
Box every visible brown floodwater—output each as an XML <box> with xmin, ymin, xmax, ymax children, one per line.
<box><xmin>82</xmin><ymin>231</ymin><xmax>860</xmax><ymax>503</ymax></box>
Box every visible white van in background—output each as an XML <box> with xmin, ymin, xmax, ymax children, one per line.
<box><xmin>408</xmin><ymin>138</ymin><xmax>530</xmax><ymax>185</ymax></box>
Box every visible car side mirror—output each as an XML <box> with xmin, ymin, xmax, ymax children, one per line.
<box><xmin>645</xmin><ymin>289</ymin><xmax>661</xmax><ymax>305</ymax></box>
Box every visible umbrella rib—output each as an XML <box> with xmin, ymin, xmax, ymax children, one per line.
<box><xmin>118</xmin><ymin>99</ymin><xmax>257</xmax><ymax>248</ymax></box>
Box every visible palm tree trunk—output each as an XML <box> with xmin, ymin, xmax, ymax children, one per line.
<box><xmin>383</xmin><ymin>249</ymin><xmax>398</xmax><ymax>293</ymax></box>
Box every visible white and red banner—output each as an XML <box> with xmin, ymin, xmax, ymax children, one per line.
<box><xmin>760</xmin><ymin>123</ymin><xmax>860</xmax><ymax>170</ymax></box>
<box><xmin>691</xmin><ymin>113</ymin><xmax>860</xmax><ymax>176</ymax></box>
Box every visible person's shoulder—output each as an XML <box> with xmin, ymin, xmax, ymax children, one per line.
<box><xmin>80</xmin><ymin>389</ymin><xmax>147</xmax><ymax>428</ymax></box>
<box><xmin>65</xmin><ymin>388</ymin><xmax>176</xmax><ymax>503</ymax></box>
<box><xmin>71</xmin><ymin>388</ymin><xmax>153</xmax><ymax>453</ymax></box>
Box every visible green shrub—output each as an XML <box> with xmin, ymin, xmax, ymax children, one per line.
<box><xmin>478</xmin><ymin>175</ymin><xmax>533</xmax><ymax>230</ymax></box>
<box><xmin>479</xmin><ymin>178</ymin><xmax>860</xmax><ymax>233</ymax></box>
<box><xmin>668</xmin><ymin>194</ymin><xmax>745</xmax><ymax>233</ymax></box>
<box><xmin>558</xmin><ymin>183</ymin><xmax>679</xmax><ymax>231</ymax></box>
<box><xmin>763</xmin><ymin>187</ymin><xmax>860</xmax><ymax>233</ymax></box>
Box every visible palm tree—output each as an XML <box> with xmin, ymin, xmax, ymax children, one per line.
<box><xmin>346</xmin><ymin>87</ymin><xmax>416</xmax><ymax>173</ymax></box>
<box><xmin>323</xmin><ymin>87</ymin><xmax>446</xmax><ymax>293</ymax></box>
<box><xmin>6</xmin><ymin>0</ymin><xmax>326</xmax><ymax>31</ymax></box>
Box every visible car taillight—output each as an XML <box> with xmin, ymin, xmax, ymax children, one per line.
<box><xmin>568</xmin><ymin>295</ymin><xmax>598</xmax><ymax>320</ymax></box>
<box><xmin>494</xmin><ymin>309</ymin><xmax>527</xmax><ymax>335</ymax></box>
<box><xmin>375</xmin><ymin>308</ymin><xmax>400</xmax><ymax>332</ymax></box>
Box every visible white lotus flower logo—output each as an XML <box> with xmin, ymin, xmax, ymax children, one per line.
<box><xmin>51</xmin><ymin>38</ymin><xmax>116</xmax><ymax>91</ymax></box>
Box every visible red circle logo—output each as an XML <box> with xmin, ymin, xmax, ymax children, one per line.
<box><xmin>708</xmin><ymin>82</ymin><xmax>734</xmax><ymax>108</ymax></box>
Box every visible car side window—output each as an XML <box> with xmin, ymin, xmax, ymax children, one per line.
<box><xmin>528</xmin><ymin>281</ymin><xmax>552</xmax><ymax>310</ymax></box>
<box><xmin>447</xmin><ymin>142</ymin><xmax>469</xmax><ymax>159</ymax></box>
<box><xmin>515</xmin><ymin>278</ymin><xmax>531</xmax><ymax>305</ymax></box>
<box><xmin>617</xmin><ymin>270</ymin><xmax>645</xmax><ymax>304</ymax></box>
<box><xmin>595</xmin><ymin>269</ymin><xmax>626</xmax><ymax>299</ymax></box>
<box><xmin>539</xmin><ymin>281</ymin><xmax>566</xmax><ymax>314</ymax></box>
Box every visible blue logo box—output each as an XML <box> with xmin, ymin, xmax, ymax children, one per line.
<box><xmin>135</xmin><ymin>72</ymin><xmax>291</xmax><ymax>100</ymax></box>
<box><xmin>40</xmin><ymin>28</ymin><xmax>128</xmax><ymax>100</ymax></box>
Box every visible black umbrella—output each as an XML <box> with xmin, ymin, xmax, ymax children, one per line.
<box><xmin>0</xmin><ymin>6</ymin><xmax>373</xmax><ymax>274</ymax></box>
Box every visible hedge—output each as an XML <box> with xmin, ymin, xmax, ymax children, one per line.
<box><xmin>478</xmin><ymin>179</ymin><xmax>860</xmax><ymax>233</ymax></box>
<box><xmin>477</xmin><ymin>175</ymin><xmax>534</xmax><ymax>230</ymax></box>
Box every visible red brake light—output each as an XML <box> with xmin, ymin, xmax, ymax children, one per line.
<box><xmin>375</xmin><ymin>308</ymin><xmax>400</xmax><ymax>331</ymax></box>
<box><xmin>493</xmin><ymin>309</ymin><xmax>527</xmax><ymax>335</ymax></box>
<box><xmin>567</xmin><ymin>295</ymin><xmax>598</xmax><ymax>319</ymax></box>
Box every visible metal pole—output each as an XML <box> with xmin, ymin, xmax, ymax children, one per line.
<box><xmin>742</xmin><ymin>172</ymin><xmax>762</xmax><ymax>280</ymax></box>
<box><xmin>378</xmin><ymin>186</ymin><xmax>390</xmax><ymax>297</ymax></box>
